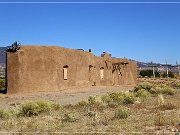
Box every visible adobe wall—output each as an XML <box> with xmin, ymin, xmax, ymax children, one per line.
<box><xmin>7</xmin><ymin>46</ymin><xmax>137</xmax><ymax>94</ymax></box>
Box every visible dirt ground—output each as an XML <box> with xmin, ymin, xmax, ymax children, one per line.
<box><xmin>0</xmin><ymin>85</ymin><xmax>133</xmax><ymax>109</ymax></box>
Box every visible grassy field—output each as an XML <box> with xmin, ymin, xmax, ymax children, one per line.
<box><xmin>0</xmin><ymin>79</ymin><xmax>179</xmax><ymax>134</ymax></box>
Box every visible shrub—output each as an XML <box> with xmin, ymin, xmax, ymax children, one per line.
<box><xmin>161</xmin><ymin>86</ymin><xmax>175</xmax><ymax>95</ymax></box>
<box><xmin>51</xmin><ymin>102</ymin><xmax>61</xmax><ymax>110</ymax></box>
<box><xmin>88</xmin><ymin>96</ymin><xmax>102</xmax><ymax>105</ymax></box>
<box><xmin>77</xmin><ymin>100</ymin><xmax>88</xmax><ymax>106</ymax></box>
<box><xmin>18</xmin><ymin>100</ymin><xmax>60</xmax><ymax>117</ymax></box>
<box><xmin>114</xmin><ymin>109</ymin><xmax>129</xmax><ymax>119</ymax></box>
<box><xmin>155</xmin><ymin>85</ymin><xmax>175</xmax><ymax>95</ymax></box>
<box><xmin>134</xmin><ymin>89</ymin><xmax>151</xmax><ymax>99</ymax></box>
<box><xmin>0</xmin><ymin>79</ymin><xmax>5</xmax><ymax>90</ymax></box>
<box><xmin>101</xmin><ymin>94</ymin><xmax>111</xmax><ymax>104</ymax></box>
<box><xmin>88</xmin><ymin>96</ymin><xmax>97</xmax><ymax>104</ymax></box>
<box><xmin>104</xmin><ymin>92</ymin><xmax>135</xmax><ymax>104</ymax></box>
<box><xmin>63</xmin><ymin>113</ymin><xmax>77</xmax><ymax>123</ymax></box>
<box><xmin>108</xmin><ymin>92</ymin><xmax>124</xmax><ymax>103</ymax></box>
<box><xmin>122</xmin><ymin>93</ymin><xmax>136</xmax><ymax>104</ymax></box>
<box><xmin>140</xmin><ymin>82</ymin><xmax>154</xmax><ymax>91</ymax></box>
<box><xmin>35</xmin><ymin>100</ymin><xmax>52</xmax><ymax>113</ymax></box>
<box><xmin>18</xmin><ymin>101</ymin><xmax>40</xmax><ymax>117</ymax></box>
<box><xmin>133</xmin><ymin>82</ymin><xmax>154</xmax><ymax>93</ymax></box>
<box><xmin>0</xmin><ymin>109</ymin><xmax>11</xmax><ymax>119</ymax></box>
<box><xmin>175</xmin><ymin>83</ymin><xmax>180</xmax><ymax>88</ymax></box>
<box><xmin>134</xmin><ymin>83</ymin><xmax>175</xmax><ymax>95</ymax></box>
<box><xmin>149</xmin><ymin>87</ymin><xmax>158</xmax><ymax>94</ymax></box>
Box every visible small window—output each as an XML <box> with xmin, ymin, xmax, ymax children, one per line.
<box><xmin>100</xmin><ymin>67</ymin><xmax>104</xmax><ymax>79</ymax></box>
<box><xmin>63</xmin><ymin>65</ymin><xmax>69</xmax><ymax>80</ymax></box>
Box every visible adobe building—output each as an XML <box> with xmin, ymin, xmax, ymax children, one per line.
<box><xmin>6</xmin><ymin>45</ymin><xmax>137</xmax><ymax>94</ymax></box>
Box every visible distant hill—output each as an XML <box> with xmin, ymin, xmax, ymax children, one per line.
<box><xmin>137</xmin><ymin>61</ymin><xmax>179</xmax><ymax>73</ymax></box>
<box><xmin>0</xmin><ymin>47</ymin><xmax>7</xmax><ymax>65</ymax></box>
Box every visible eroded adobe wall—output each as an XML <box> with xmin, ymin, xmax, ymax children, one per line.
<box><xmin>7</xmin><ymin>46</ymin><xmax>137</xmax><ymax>94</ymax></box>
<box><xmin>111</xmin><ymin>58</ymin><xmax>137</xmax><ymax>86</ymax></box>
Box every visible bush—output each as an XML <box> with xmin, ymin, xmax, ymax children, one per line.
<box><xmin>76</xmin><ymin>100</ymin><xmax>89</xmax><ymax>108</ymax></box>
<box><xmin>35</xmin><ymin>100</ymin><xmax>52</xmax><ymax>113</ymax></box>
<box><xmin>88</xmin><ymin>96</ymin><xmax>102</xmax><ymax>105</ymax></box>
<box><xmin>18</xmin><ymin>101</ymin><xmax>40</xmax><ymax>117</ymax></box>
<box><xmin>0</xmin><ymin>79</ymin><xmax>5</xmax><ymax>90</ymax></box>
<box><xmin>114</xmin><ymin>109</ymin><xmax>129</xmax><ymax>119</ymax></box>
<box><xmin>104</xmin><ymin>92</ymin><xmax>135</xmax><ymax>104</ymax></box>
<box><xmin>122</xmin><ymin>93</ymin><xmax>136</xmax><ymax>104</ymax></box>
<box><xmin>101</xmin><ymin>95</ymin><xmax>111</xmax><ymax>104</ymax></box>
<box><xmin>51</xmin><ymin>102</ymin><xmax>61</xmax><ymax>110</ymax></box>
<box><xmin>88</xmin><ymin>96</ymin><xmax>97</xmax><ymax>104</ymax></box>
<box><xmin>63</xmin><ymin>113</ymin><xmax>78</xmax><ymax>123</ymax></box>
<box><xmin>18</xmin><ymin>100</ymin><xmax>60</xmax><ymax>117</ymax></box>
<box><xmin>134</xmin><ymin>89</ymin><xmax>151</xmax><ymax>99</ymax></box>
<box><xmin>175</xmin><ymin>83</ymin><xmax>180</xmax><ymax>88</ymax></box>
<box><xmin>108</xmin><ymin>92</ymin><xmax>124</xmax><ymax>103</ymax></box>
<box><xmin>133</xmin><ymin>82</ymin><xmax>154</xmax><ymax>93</ymax></box>
<box><xmin>134</xmin><ymin>83</ymin><xmax>175</xmax><ymax>95</ymax></box>
<box><xmin>0</xmin><ymin>109</ymin><xmax>11</xmax><ymax>119</ymax></box>
<box><xmin>155</xmin><ymin>85</ymin><xmax>175</xmax><ymax>95</ymax></box>
<box><xmin>139</xmin><ymin>70</ymin><xmax>160</xmax><ymax>78</ymax></box>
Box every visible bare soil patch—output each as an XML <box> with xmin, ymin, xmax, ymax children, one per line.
<box><xmin>0</xmin><ymin>85</ymin><xmax>133</xmax><ymax>109</ymax></box>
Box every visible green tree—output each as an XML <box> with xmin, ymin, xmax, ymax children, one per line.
<box><xmin>139</xmin><ymin>70</ymin><xmax>160</xmax><ymax>78</ymax></box>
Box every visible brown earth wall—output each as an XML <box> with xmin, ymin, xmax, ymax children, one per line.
<box><xmin>7</xmin><ymin>46</ymin><xmax>137</xmax><ymax>94</ymax></box>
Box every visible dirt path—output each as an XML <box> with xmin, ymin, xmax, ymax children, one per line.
<box><xmin>0</xmin><ymin>85</ymin><xmax>133</xmax><ymax>109</ymax></box>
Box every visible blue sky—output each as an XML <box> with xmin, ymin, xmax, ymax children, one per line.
<box><xmin>0</xmin><ymin>0</ymin><xmax>180</xmax><ymax>64</ymax></box>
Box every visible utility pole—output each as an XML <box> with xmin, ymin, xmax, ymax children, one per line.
<box><xmin>176</xmin><ymin>61</ymin><xmax>180</xmax><ymax>76</ymax></box>
<box><xmin>149</xmin><ymin>61</ymin><xmax>156</xmax><ymax>79</ymax></box>
<box><xmin>162</xmin><ymin>60</ymin><xmax>171</xmax><ymax>79</ymax></box>
<box><xmin>166</xmin><ymin>60</ymin><xmax>169</xmax><ymax>78</ymax></box>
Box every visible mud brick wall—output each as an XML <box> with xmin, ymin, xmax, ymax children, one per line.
<box><xmin>6</xmin><ymin>46</ymin><xmax>137</xmax><ymax>94</ymax></box>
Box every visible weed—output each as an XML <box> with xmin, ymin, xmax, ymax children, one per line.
<box><xmin>18</xmin><ymin>100</ymin><xmax>60</xmax><ymax>117</ymax></box>
<box><xmin>0</xmin><ymin>79</ymin><xmax>5</xmax><ymax>90</ymax></box>
<box><xmin>77</xmin><ymin>100</ymin><xmax>89</xmax><ymax>107</ymax></box>
<box><xmin>88</xmin><ymin>95</ymin><xmax>102</xmax><ymax>105</ymax></box>
<box><xmin>155</xmin><ymin>85</ymin><xmax>175</xmax><ymax>95</ymax></box>
<box><xmin>134</xmin><ymin>82</ymin><xmax>154</xmax><ymax>93</ymax></box>
<box><xmin>122</xmin><ymin>93</ymin><xmax>136</xmax><ymax>104</ymax></box>
<box><xmin>63</xmin><ymin>113</ymin><xmax>78</xmax><ymax>123</ymax></box>
<box><xmin>88</xmin><ymin>96</ymin><xmax>97</xmax><ymax>104</ymax></box>
<box><xmin>154</xmin><ymin>112</ymin><xmax>166</xmax><ymax>126</ymax></box>
<box><xmin>35</xmin><ymin>100</ymin><xmax>52</xmax><ymax>113</ymax></box>
<box><xmin>175</xmin><ymin>83</ymin><xmax>180</xmax><ymax>88</ymax></box>
<box><xmin>51</xmin><ymin>102</ymin><xmax>61</xmax><ymax>110</ymax></box>
<box><xmin>18</xmin><ymin>101</ymin><xmax>40</xmax><ymax>117</ymax></box>
<box><xmin>158</xmin><ymin>102</ymin><xmax>176</xmax><ymax>111</ymax></box>
<box><xmin>108</xmin><ymin>92</ymin><xmax>124</xmax><ymax>103</ymax></box>
<box><xmin>113</xmin><ymin>108</ymin><xmax>129</xmax><ymax>119</ymax></box>
<box><xmin>0</xmin><ymin>108</ymin><xmax>11</xmax><ymax>119</ymax></box>
<box><xmin>134</xmin><ymin>89</ymin><xmax>151</xmax><ymax>99</ymax></box>
<box><xmin>105</xmin><ymin>92</ymin><xmax>136</xmax><ymax>104</ymax></box>
<box><xmin>101</xmin><ymin>94</ymin><xmax>111</xmax><ymax>104</ymax></box>
<box><xmin>108</xmin><ymin>102</ymin><xmax>118</xmax><ymax>109</ymax></box>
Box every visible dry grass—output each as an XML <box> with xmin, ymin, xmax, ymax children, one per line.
<box><xmin>0</xmin><ymin>80</ymin><xmax>179</xmax><ymax>133</ymax></box>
